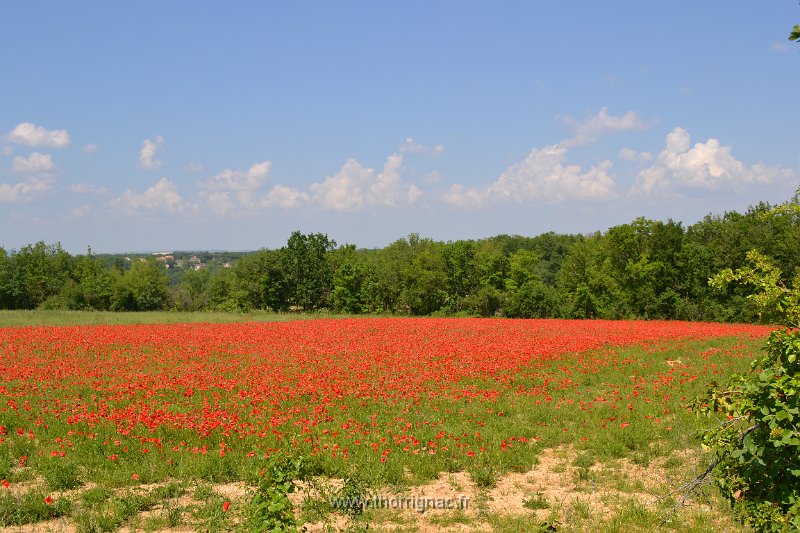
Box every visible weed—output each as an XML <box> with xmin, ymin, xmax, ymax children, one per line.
<box><xmin>243</xmin><ymin>454</ymin><xmax>308</xmax><ymax>532</ymax></box>
<box><xmin>523</xmin><ymin>492</ymin><xmax>550</xmax><ymax>510</ymax></box>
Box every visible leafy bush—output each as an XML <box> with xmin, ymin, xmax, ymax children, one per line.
<box><xmin>699</xmin><ymin>241</ymin><xmax>800</xmax><ymax>531</ymax></box>
<box><xmin>243</xmin><ymin>454</ymin><xmax>308</xmax><ymax>533</ymax></box>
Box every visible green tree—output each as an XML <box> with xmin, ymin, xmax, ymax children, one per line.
<box><xmin>282</xmin><ymin>231</ymin><xmax>336</xmax><ymax>311</ymax></box>
<box><xmin>111</xmin><ymin>258</ymin><xmax>169</xmax><ymax>311</ymax></box>
<box><xmin>398</xmin><ymin>237</ymin><xmax>447</xmax><ymax>315</ymax></box>
<box><xmin>178</xmin><ymin>268</ymin><xmax>211</xmax><ymax>310</ymax></box>
<box><xmin>441</xmin><ymin>240</ymin><xmax>479</xmax><ymax>313</ymax></box>
<box><xmin>234</xmin><ymin>250</ymin><xmax>289</xmax><ymax>311</ymax></box>
<box><xmin>67</xmin><ymin>247</ymin><xmax>114</xmax><ymax>310</ymax></box>
<box><xmin>329</xmin><ymin>244</ymin><xmax>373</xmax><ymax>314</ymax></box>
<box><xmin>502</xmin><ymin>249</ymin><xmax>556</xmax><ymax>318</ymax></box>
<box><xmin>0</xmin><ymin>247</ymin><xmax>11</xmax><ymax>309</ymax></box>
<box><xmin>556</xmin><ymin>236</ymin><xmax>620</xmax><ymax>318</ymax></box>
<box><xmin>6</xmin><ymin>241</ymin><xmax>72</xmax><ymax>309</ymax></box>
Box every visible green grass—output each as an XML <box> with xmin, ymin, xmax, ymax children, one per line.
<box><xmin>0</xmin><ymin>489</ymin><xmax>72</xmax><ymax>527</ymax></box>
<box><xmin>523</xmin><ymin>492</ymin><xmax>550</xmax><ymax>510</ymax></box>
<box><xmin>0</xmin><ymin>309</ymin><xmax>364</xmax><ymax>327</ymax></box>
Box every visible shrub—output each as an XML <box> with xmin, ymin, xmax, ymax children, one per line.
<box><xmin>698</xmin><ymin>243</ymin><xmax>800</xmax><ymax>531</ymax></box>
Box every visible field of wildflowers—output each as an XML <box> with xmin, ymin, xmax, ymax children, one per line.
<box><xmin>0</xmin><ymin>318</ymin><xmax>772</xmax><ymax>531</ymax></box>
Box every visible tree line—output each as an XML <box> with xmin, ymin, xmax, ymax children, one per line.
<box><xmin>1</xmin><ymin>192</ymin><xmax>798</xmax><ymax>322</ymax></box>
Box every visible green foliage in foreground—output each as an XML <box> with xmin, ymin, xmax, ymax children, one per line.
<box><xmin>699</xmin><ymin>330</ymin><xmax>800</xmax><ymax>531</ymax></box>
<box><xmin>699</xmin><ymin>210</ymin><xmax>800</xmax><ymax>531</ymax></box>
<box><xmin>244</xmin><ymin>455</ymin><xmax>309</xmax><ymax>533</ymax></box>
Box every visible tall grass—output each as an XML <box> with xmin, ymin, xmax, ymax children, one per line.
<box><xmin>0</xmin><ymin>309</ymin><xmax>359</xmax><ymax>327</ymax></box>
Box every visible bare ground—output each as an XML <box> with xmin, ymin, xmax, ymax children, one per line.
<box><xmin>0</xmin><ymin>447</ymin><xmax>743</xmax><ymax>532</ymax></box>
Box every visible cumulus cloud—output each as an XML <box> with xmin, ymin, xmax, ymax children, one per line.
<box><xmin>112</xmin><ymin>177</ymin><xmax>196</xmax><ymax>215</ymax></box>
<box><xmin>422</xmin><ymin>170</ymin><xmax>444</xmax><ymax>184</ymax></box>
<box><xmin>309</xmin><ymin>154</ymin><xmax>421</xmax><ymax>211</ymax></box>
<box><xmin>631</xmin><ymin>127</ymin><xmax>794</xmax><ymax>195</ymax></box>
<box><xmin>261</xmin><ymin>185</ymin><xmax>310</xmax><ymax>209</ymax></box>
<box><xmin>204</xmin><ymin>191</ymin><xmax>236</xmax><ymax>215</ymax></box>
<box><xmin>198</xmin><ymin>161</ymin><xmax>273</xmax><ymax>214</ymax></box>
<box><xmin>199</xmin><ymin>156</ymin><xmax>422</xmax><ymax>214</ymax></box>
<box><xmin>310</xmin><ymin>159</ymin><xmax>371</xmax><ymax>211</ymax></box>
<box><xmin>82</xmin><ymin>143</ymin><xmax>98</xmax><ymax>154</ymax></box>
<box><xmin>618</xmin><ymin>147</ymin><xmax>654</xmax><ymax>162</ymax></box>
<box><xmin>11</xmin><ymin>152</ymin><xmax>56</xmax><ymax>174</ymax></box>
<box><xmin>560</xmin><ymin>108</ymin><xmax>652</xmax><ymax>147</ymax></box>
<box><xmin>399</xmin><ymin>137</ymin><xmax>444</xmax><ymax>156</ymax></box>
<box><xmin>4</xmin><ymin>122</ymin><xmax>70</xmax><ymax>148</ymax></box>
<box><xmin>489</xmin><ymin>146</ymin><xmax>615</xmax><ymax>202</ymax></box>
<box><xmin>199</xmin><ymin>161</ymin><xmax>271</xmax><ymax>191</ymax></box>
<box><xmin>442</xmin><ymin>183</ymin><xmax>485</xmax><ymax>208</ymax></box>
<box><xmin>0</xmin><ymin>177</ymin><xmax>52</xmax><ymax>203</ymax></box>
<box><xmin>444</xmin><ymin>144</ymin><xmax>616</xmax><ymax>208</ymax></box>
<box><xmin>139</xmin><ymin>136</ymin><xmax>164</xmax><ymax>170</ymax></box>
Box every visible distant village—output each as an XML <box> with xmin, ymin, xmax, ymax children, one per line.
<box><xmin>102</xmin><ymin>250</ymin><xmax>251</xmax><ymax>280</ymax></box>
<box><xmin>148</xmin><ymin>253</ymin><xmax>232</xmax><ymax>271</ymax></box>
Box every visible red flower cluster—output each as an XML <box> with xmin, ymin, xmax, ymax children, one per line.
<box><xmin>0</xmin><ymin>318</ymin><xmax>771</xmax><ymax>464</ymax></box>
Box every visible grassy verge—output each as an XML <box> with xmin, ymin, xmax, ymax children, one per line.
<box><xmin>0</xmin><ymin>309</ymin><xmax>362</xmax><ymax>327</ymax></box>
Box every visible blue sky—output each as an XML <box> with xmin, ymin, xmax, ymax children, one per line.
<box><xmin>1</xmin><ymin>2</ymin><xmax>799</xmax><ymax>253</ymax></box>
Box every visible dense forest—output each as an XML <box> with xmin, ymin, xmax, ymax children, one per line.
<box><xmin>1</xmin><ymin>191</ymin><xmax>798</xmax><ymax>323</ymax></box>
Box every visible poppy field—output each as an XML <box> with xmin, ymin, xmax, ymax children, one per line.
<box><xmin>0</xmin><ymin>318</ymin><xmax>774</xmax><ymax>531</ymax></box>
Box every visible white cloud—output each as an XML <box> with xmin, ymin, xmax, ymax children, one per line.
<box><xmin>399</xmin><ymin>137</ymin><xmax>444</xmax><ymax>156</ymax></box>
<box><xmin>560</xmin><ymin>108</ymin><xmax>651</xmax><ymax>147</ymax></box>
<box><xmin>618</xmin><ymin>147</ymin><xmax>653</xmax><ymax>162</ymax></box>
<box><xmin>0</xmin><ymin>177</ymin><xmax>52</xmax><ymax>203</ymax></box>
<box><xmin>310</xmin><ymin>159</ymin><xmax>371</xmax><ymax>211</ymax></box>
<box><xmin>407</xmin><ymin>184</ymin><xmax>423</xmax><ymax>204</ymax></box>
<box><xmin>309</xmin><ymin>154</ymin><xmax>420</xmax><ymax>211</ymax></box>
<box><xmin>112</xmin><ymin>177</ymin><xmax>196</xmax><ymax>215</ymax></box>
<box><xmin>70</xmin><ymin>183</ymin><xmax>110</xmax><ymax>195</ymax></box>
<box><xmin>185</xmin><ymin>163</ymin><xmax>204</xmax><ymax>173</ymax></box>
<box><xmin>198</xmin><ymin>161</ymin><xmax>273</xmax><ymax>214</ymax></box>
<box><xmin>204</xmin><ymin>191</ymin><xmax>236</xmax><ymax>215</ymax></box>
<box><xmin>261</xmin><ymin>185</ymin><xmax>309</xmax><ymax>209</ymax></box>
<box><xmin>199</xmin><ymin>157</ymin><xmax>421</xmax><ymax>214</ymax></box>
<box><xmin>199</xmin><ymin>161</ymin><xmax>271</xmax><ymax>191</ymax></box>
<box><xmin>488</xmin><ymin>146</ymin><xmax>616</xmax><ymax>202</ymax></box>
<box><xmin>1</xmin><ymin>146</ymin><xmax>12</xmax><ymax>157</ymax></box>
<box><xmin>139</xmin><ymin>136</ymin><xmax>164</xmax><ymax>170</ymax></box>
<box><xmin>82</xmin><ymin>143</ymin><xmax>98</xmax><ymax>154</ymax></box>
<box><xmin>364</xmin><ymin>153</ymin><xmax>408</xmax><ymax>207</ymax></box>
<box><xmin>11</xmin><ymin>152</ymin><xmax>56</xmax><ymax>174</ymax></box>
<box><xmin>631</xmin><ymin>127</ymin><xmax>793</xmax><ymax>195</ymax></box>
<box><xmin>4</xmin><ymin>122</ymin><xmax>70</xmax><ymax>148</ymax></box>
<box><xmin>442</xmin><ymin>183</ymin><xmax>484</xmax><ymax>208</ymax></box>
<box><xmin>422</xmin><ymin>170</ymin><xmax>444</xmax><ymax>184</ymax></box>
<box><xmin>444</xmin><ymin>145</ymin><xmax>616</xmax><ymax>208</ymax></box>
